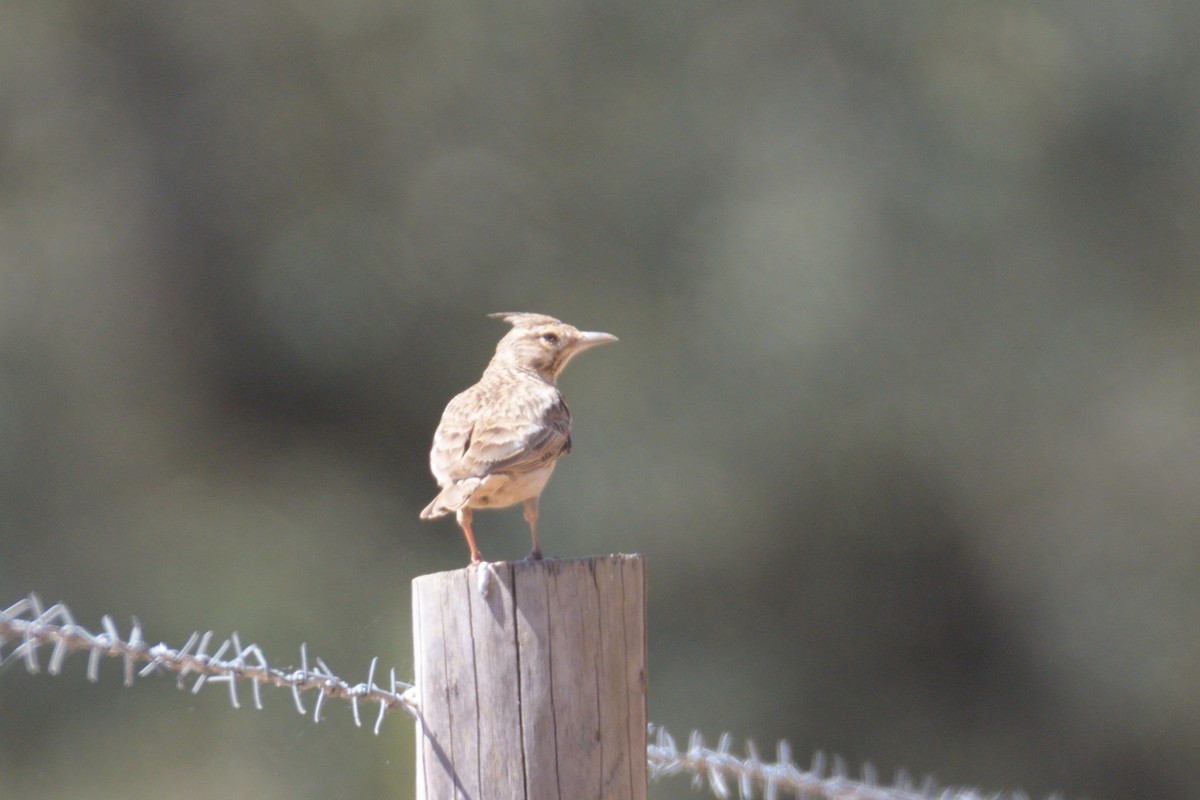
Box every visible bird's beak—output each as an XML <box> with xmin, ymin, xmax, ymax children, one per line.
<box><xmin>573</xmin><ymin>331</ymin><xmax>619</xmax><ymax>352</ymax></box>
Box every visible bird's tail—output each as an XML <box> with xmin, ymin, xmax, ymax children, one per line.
<box><xmin>418</xmin><ymin>498</ymin><xmax>449</xmax><ymax>519</ymax></box>
<box><xmin>419</xmin><ymin>480</ymin><xmax>479</xmax><ymax>520</ymax></box>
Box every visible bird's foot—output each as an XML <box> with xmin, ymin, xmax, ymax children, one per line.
<box><xmin>525</xmin><ymin>548</ymin><xmax>544</xmax><ymax>562</ymax></box>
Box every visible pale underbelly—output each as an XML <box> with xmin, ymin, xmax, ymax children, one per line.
<box><xmin>467</xmin><ymin>463</ymin><xmax>557</xmax><ymax>509</ymax></box>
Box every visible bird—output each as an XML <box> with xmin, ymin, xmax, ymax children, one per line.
<box><xmin>420</xmin><ymin>312</ymin><xmax>618</xmax><ymax>564</ymax></box>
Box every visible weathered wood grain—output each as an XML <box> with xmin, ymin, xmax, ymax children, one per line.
<box><xmin>413</xmin><ymin>555</ymin><xmax>647</xmax><ymax>800</ymax></box>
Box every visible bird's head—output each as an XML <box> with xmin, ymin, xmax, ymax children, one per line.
<box><xmin>487</xmin><ymin>312</ymin><xmax>618</xmax><ymax>382</ymax></box>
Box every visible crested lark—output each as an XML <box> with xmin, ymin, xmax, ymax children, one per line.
<box><xmin>420</xmin><ymin>312</ymin><xmax>618</xmax><ymax>563</ymax></box>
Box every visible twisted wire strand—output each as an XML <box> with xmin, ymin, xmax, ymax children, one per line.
<box><xmin>1</xmin><ymin>594</ymin><xmax>1047</xmax><ymax>800</ymax></box>
<box><xmin>646</xmin><ymin>726</ymin><xmax>1046</xmax><ymax>800</ymax></box>
<box><xmin>0</xmin><ymin>593</ymin><xmax>415</xmax><ymax>734</ymax></box>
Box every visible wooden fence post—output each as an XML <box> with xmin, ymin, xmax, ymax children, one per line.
<box><xmin>412</xmin><ymin>554</ymin><xmax>647</xmax><ymax>800</ymax></box>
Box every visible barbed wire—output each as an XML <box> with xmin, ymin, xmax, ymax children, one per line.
<box><xmin>646</xmin><ymin>726</ymin><xmax>1046</xmax><ymax>800</ymax></box>
<box><xmin>1</xmin><ymin>594</ymin><xmax>1046</xmax><ymax>800</ymax></box>
<box><xmin>0</xmin><ymin>593</ymin><xmax>416</xmax><ymax>734</ymax></box>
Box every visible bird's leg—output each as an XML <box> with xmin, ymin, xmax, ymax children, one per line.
<box><xmin>456</xmin><ymin>507</ymin><xmax>483</xmax><ymax>564</ymax></box>
<box><xmin>523</xmin><ymin>497</ymin><xmax>543</xmax><ymax>560</ymax></box>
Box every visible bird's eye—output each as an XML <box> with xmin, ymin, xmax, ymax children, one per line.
<box><xmin>541</xmin><ymin>332</ymin><xmax>559</xmax><ymax>345</ymax></box>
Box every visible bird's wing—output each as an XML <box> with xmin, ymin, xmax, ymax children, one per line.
<box><xmin>427</xmin><ymin>395</ymin><xmax>478</xmax><ymax>485</ymax></box>
<box><xmin>482</xmin><ymin>395</ymin><xmax>571</xmax><ymax>474</ymax></box>
<box><xmin>430</xmin><ymin>386</ymin><xmax>571</xmax><ymax>484</ymax></box>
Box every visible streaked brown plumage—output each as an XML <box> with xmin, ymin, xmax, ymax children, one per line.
<box><xmin>420</xmin><ymin>312</ymin><xmax>618</xmax><ymax>563</ymax></box>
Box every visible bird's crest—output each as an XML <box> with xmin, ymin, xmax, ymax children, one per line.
<box><xmin>488</xmin><ymin>312</ymin><xmax>563</xmax><ymax>328</ymax></box>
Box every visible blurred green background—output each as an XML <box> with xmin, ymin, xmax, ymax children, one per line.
<box><xmin>2</xmin><ymin>2</ymin><xmax>1199</xmax><ymax>799</ymax></box>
